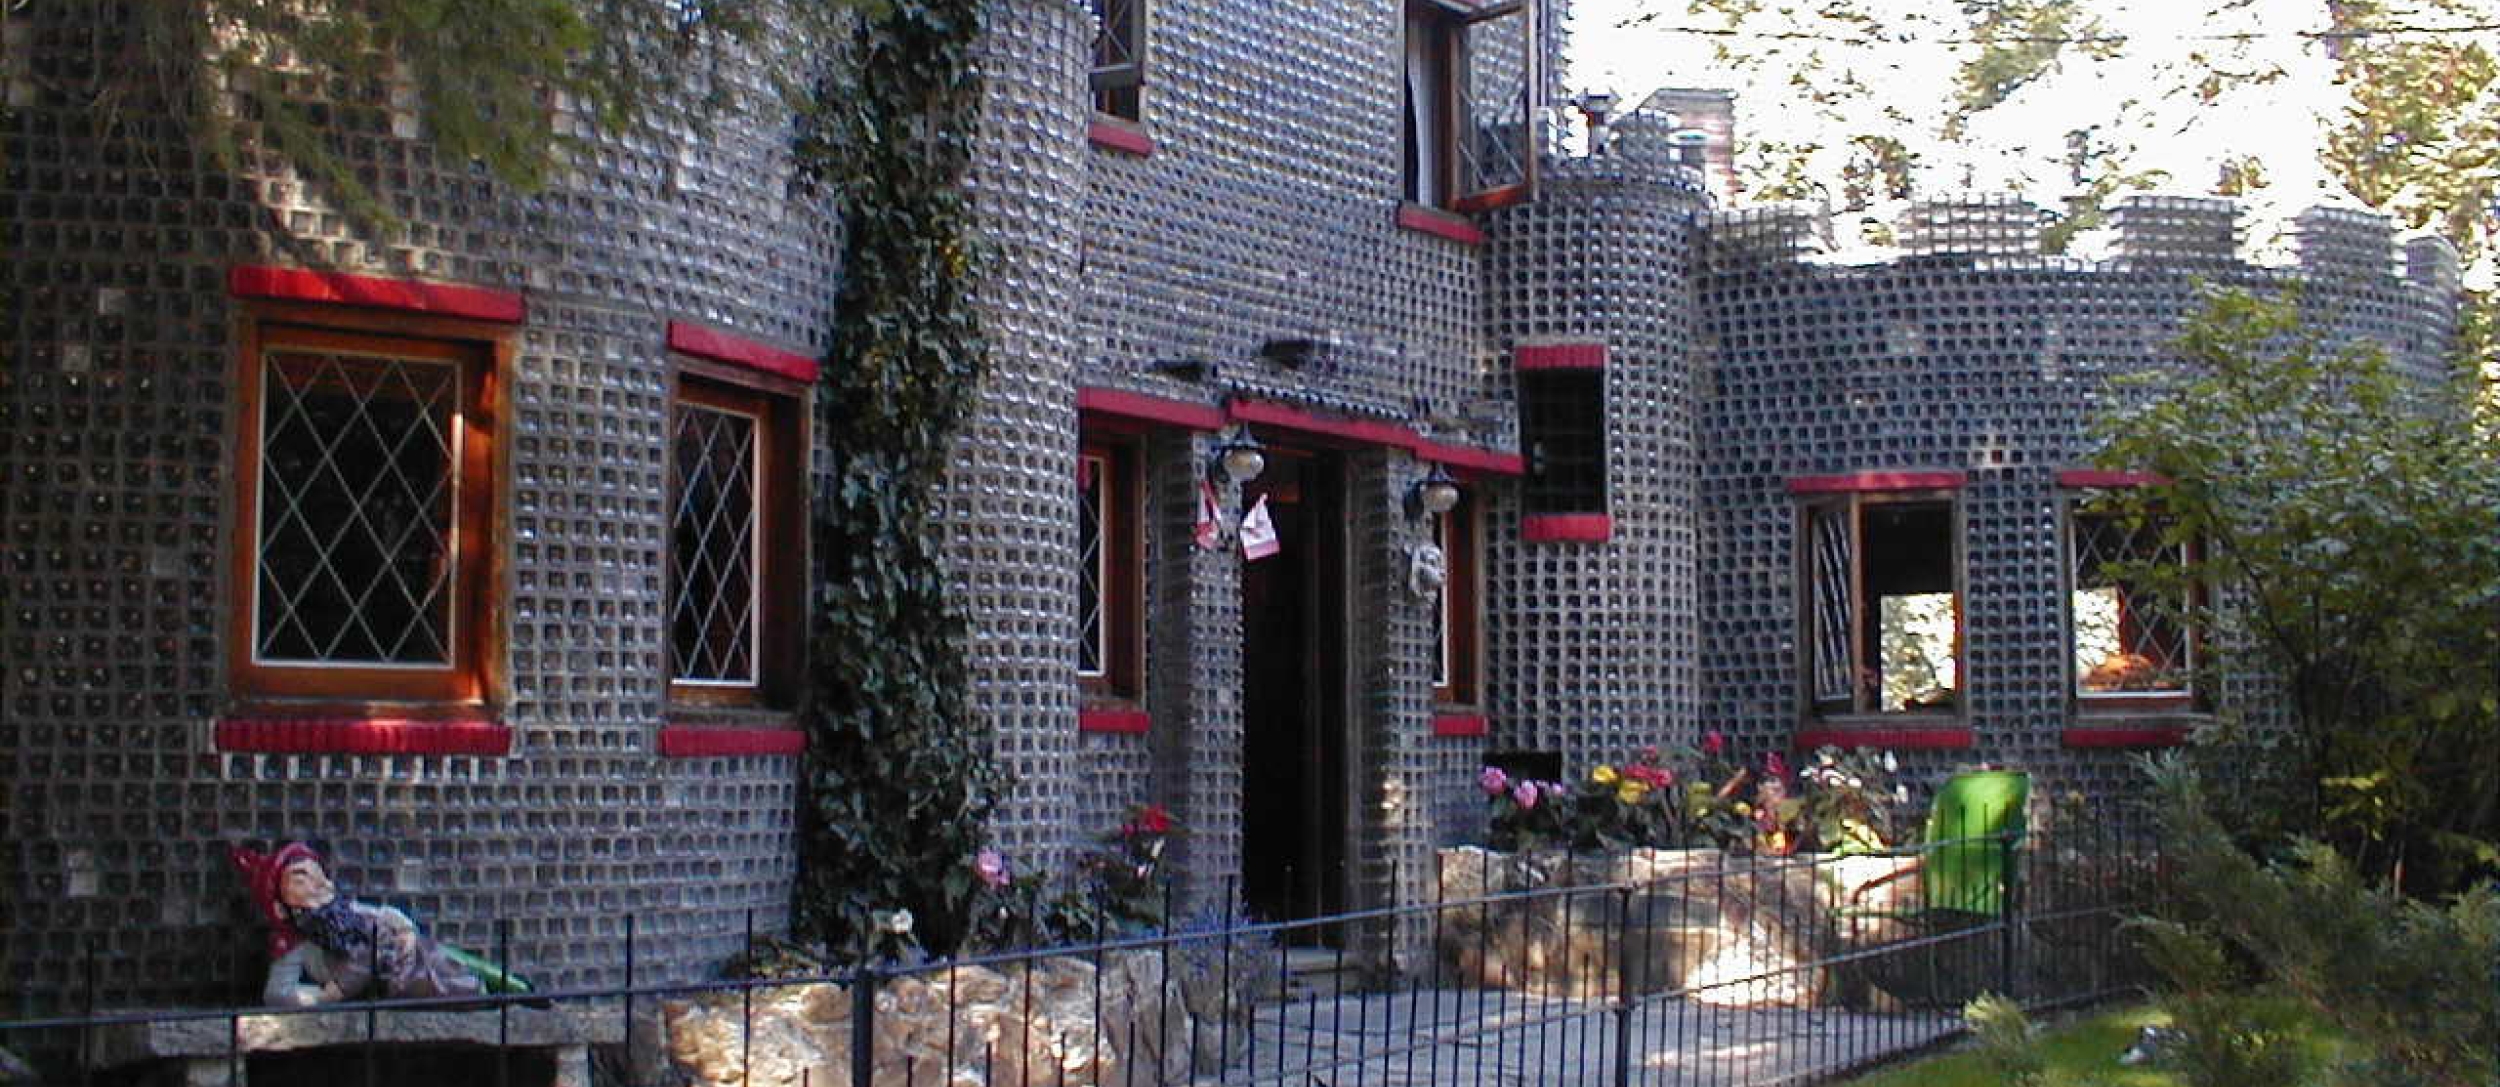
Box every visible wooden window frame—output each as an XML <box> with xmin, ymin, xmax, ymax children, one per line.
<box><xmin>2062</xmin><ymin>494</ymin><xmax>2199</xmax><ymax>714</ymax></box>
<box><xmin>1796</xmin><ymin>490</ymin><xmax>1966</xmax><ymax>720</ymax></box>
<box><xmin>1078</xmin><ymin>434</ymin><xmax>1144</xmax><ymax>702</ymax></box>
<box><xmin>1089</xmin><ymin>0</ymin><xmax>1148</xmax><ymax>122</ymax></box>
<box><xmin>1403</xmin><ymin>1</ymin><xmax>1464</xmax><ymax>209</ymax></box>
<box><xmin>228</xmin><ymin>304</ymin><xmax>510</xmax><ymax>710</ymax></box>
<box><xmin>1432</xmin><ymin>492</ymin><xmax>1483</xmax><ymax>707</ymax></box>
<box><xmin>666</xmin><ymin>359</ymin><xmax>808</xmax><ymax>711</ymax></box>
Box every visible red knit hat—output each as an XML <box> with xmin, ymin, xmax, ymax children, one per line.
<box><xmin>228</xmin><ymin>841</ymin><xmax>325</xmax><ymax>959</ymax></box>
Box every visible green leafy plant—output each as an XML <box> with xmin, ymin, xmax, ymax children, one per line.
<box><xmin>1961</xmin><ymin>992</ymin><xmax>2047</xmax><ymax>1087</ymax></box>
<box><xmin>961</xmin><ymin>807</ymin><xmax>1180</xmax><ymax>951</ymax></box>
<box><xmin>1481</xmin><ymin>748</ymin><xmax>1685</xmax><ymax>852</ymax></box>
<box><xmin>1683</xmin><ymin>741</ymin><xmax>1902</xmax><ymax>856</ymax></box>
<box><xmin>2097</xmin><ymin>286</ymin><xmax>2500</xmax><ymax>894</ymax></box>
<box><xmin>2140</xmin><ymin>755</ymin><xmax>2499</xmax><ymax>1087</ymax></box>
<box><xmin>792</xmin><ymin>0</ymin><xmax>999</xmax><ymax>963</ymax></box>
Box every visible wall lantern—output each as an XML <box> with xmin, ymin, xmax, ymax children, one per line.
<box><xmin>1406</xmin><ymin>462</ymin><xmax>1462</xmax><ymax>523</ymax></box>
<box><xmin>1211</xmin><ymin>424</ymin><xmax>1265</xmax><ymax>487</ymax></box>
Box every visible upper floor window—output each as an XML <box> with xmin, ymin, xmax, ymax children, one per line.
<box><xmin>234</xmin><ymin>323</ymin><xmax>499</xmax><ymax>704</ymax></box>
<box><xmin>668</xmin><ymin>370</ymin><xmax>806</xmax><ymax>708</ymax></box>
<box><xmin>1090</xmin><ymin>0</ymin><xmax>1146</xmax><ymax>122</ymax></box>
<box><xmin>1517</xmin><ymin>367</ymin><xmax>1606</xmax><ymax>515</ymax></box>
<box><xmin>1402</xmin><ymin>0</ymin><xmax>1539</xmax><ymax>212</ymax></box>
<box><xmin>1078</xmin><ymin>435</ymin><xmax>1143</xmax><ymax>699</ymax></box>
<box><xmin>2068</xmin><ymin>503</ymin><xmax>2194</xmax><ymax>708</ymax></box>
<box><xmin>1801</xmin><ymin>493</ymin><xmax>1961</xmax><ymax>715</ymax></box>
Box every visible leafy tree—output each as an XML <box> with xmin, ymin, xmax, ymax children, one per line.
<box><xmin>2094</xmin><ymin>288</ymin><xmax>2500</xmax><ymax>893</ymax></box>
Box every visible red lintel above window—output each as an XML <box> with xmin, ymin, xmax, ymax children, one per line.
<box><xmin>2054</xmin><ymin>469</ymin><xmax>2171</xmax><ymax>489</ymax></box>
<box><xmin>667</xmin><ymin>321</ymin><xmax>821</xmax><ymax>385</ymax></box>
<box><xmin>1786</xmin><ymin>471</ymin><xmax>1968</xmax><ymax>495</ymax></box>
<box><xmin>216</xmin><ymin>717</ymin><xmax>512</xmax><ymax>756</ymax></box>
<box><xmin>1514</xmin><ymin>342</ymin><xmax>1608</xmax><ymax>371</ymax></box>
<box><xmin>1521</xmin><ymin>513</ymin><xmax>1612</xmax><ymax>542</ymax></box>
<box><xmin>1395</xmin><ymin>204</ymin><xmax>1486</xmax><ymax>246</ymax></box>
<box><xmin>657</xmin><ymin>725</ymin><xmax>808</xmax><ymax>758</ymax></box>
<box><xmin>228</xmin><ymin>266</ymin><xmax>525</xmax><ymax>324</ymax></box>
<box><xmin>1087</xmin><ymin>119</ymin><xmax>1155</xmax><ymax>157</ymax></box>
<box><xmin>1432</xmin><ymin>713</ymin><xmax>1489</xmax><ymax>738</ymax></box>
<box><xmin>1223</xmin><ymin>398</ymin><xmax>1524</xmax><ymax>476</ymax></box>
<box><xmin>1079</xmin><ymin>386</ymin><xmax>1225</xmax><ymax>431</ymax></box>
<box><xmin>1079</xmin><ymin>709</ymin><xmax>1153</xmax><ymax>734</ymax></box>
<box><xmin>1794</xmin><ymin>726</ymin><xmax>1974</xmax><ymax>751</ymax></box>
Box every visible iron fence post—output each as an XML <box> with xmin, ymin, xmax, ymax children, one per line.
<box><xmin>1998</xmin><ymin>827</ymin><xmax>2020</xmax><ymax>1003</ymax></box>
<box><xmin>1612</xmin><ymin>883</ymin><xmax>1634</xmax><ymax>1087</ymax></box>
<box><xmin>851</xmin><ymin>963</ymin><xmax>879</xmax><ymax>1087</ymax></box>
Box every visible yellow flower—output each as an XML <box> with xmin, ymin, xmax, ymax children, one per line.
<box><xmin>1616</xmin><ymin>781</ymin><xmax>1651</xmax><ymax>806</ymax></box>
<box><xmin>1591</xmin><ymin>765</ymin><xmax>1619</xmax><ymax>786</ymax></box>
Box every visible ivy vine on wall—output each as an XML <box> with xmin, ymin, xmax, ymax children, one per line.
<box><xmin>790</xmin><ymin>0</ymin><xmax>1003</xmax><ymax>961</ymax></box>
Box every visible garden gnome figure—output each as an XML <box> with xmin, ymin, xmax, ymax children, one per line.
<box><xmin>230</xmin><ymin>842</ymin><xmax>510</xmax><ymax>1006</ymax></box>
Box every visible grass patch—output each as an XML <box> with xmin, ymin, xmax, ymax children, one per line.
<box><xmin>1839</xmin><ymin>998</ymin><xmax>2345</xmax><ymax>1087</ymax></box>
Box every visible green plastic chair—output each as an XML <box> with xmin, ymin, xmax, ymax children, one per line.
<box><xmin>1847</xmin><ymin>770</ymin><xmax>2030</xmax><ymax>917</ymax></box>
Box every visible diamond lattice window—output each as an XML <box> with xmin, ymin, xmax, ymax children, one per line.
<box><xmin>1076</xmin><ymin>436</ymin><xmax>1140</xmax><ymax>699</ymax></box>
<box><xmin>234</xmin><ymin>324</ymin><xmax>495</xmax><ymax>704</ymax></box>
<box><xmin>1089</xmin><ymin>0</ymin><xmax>1145</xmax><ymax>120</ymax></box>
<box><xmin>2070</xmin><ymin>509</ymin><xmax>2192</xmax><ymax>700</ymax></box>
<box><xmin>1801</xmin><ymin>494</ymin><xmax>1961</xmax><ymax>715</ymax></box>
<box><xmin>1077</xmin><ymin>451</ymin><xmax>1108</xmax><ymax>678</ymax></box>
<box><xmin>670</xmin><ymin>401</ymin><xmax>760</xmax><ymax>686</ymax></box>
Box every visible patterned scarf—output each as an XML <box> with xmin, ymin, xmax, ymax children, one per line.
<box><xmin>286</xmin><ymin>898</ymin><xmax>388</xmax><ymax>978</ymax></box>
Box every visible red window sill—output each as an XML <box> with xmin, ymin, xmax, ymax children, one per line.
<box><xmin>1395</xmin><ymin>204</ymin><xmax>1485</xmax><ymax>246</ymax></box>
<box><xmin>667</xmin><ymin>320</ymin><xmax>820</xmax><ymax>384</ymax></box>
<box><xmin>1795</xmin><ymin>724</ymin><xmax>1974</xmax><ymax>751</ymax></box>
<box><xmin>216</xmin><ymin>717</ymin><xmax>511</xmax><ymax>756</ymax></box>
<box><xmin>2061</xmin><ymin>726</ymin><xmax>2192</xmax><ymax>749</ymax></box>
<box><xmin>1087</xmin><ymin>118</ymin><xmax>1154</xmax><ymax>157</ymax></box>
<box><xmin>657</xmin><ymin>725</ymin><xmax>807</xmax><ymax>757</ymax></box>
<box><xmin>1432</xmin><ymin>713</ymin><xmax>1488</xmax><ymax>738</ymax></box>
<box><xmin>1079</xmin><ymin>708</ymin><xmax>1152</xmax><ymax>734</ymax></box>
<box><xmin>1521</xmin><ymin>513</ymin><xmax>1612</xmax><ymax>542</ymax></box>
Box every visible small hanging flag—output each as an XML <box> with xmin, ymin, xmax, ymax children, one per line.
<box><xmin>1194</xmin><ymin>480</ymin><xmax>1223</xmax><ymax>551</ymax></box>
<box><xmin>1240</xmin><ymin>495</ymin><xmax>1281</xmax><ymax>561</ymax></box>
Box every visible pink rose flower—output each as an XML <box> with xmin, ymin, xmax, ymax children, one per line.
<box><xmin>1703</xmin><ymin>731</ymin><xmax>1726</xmax><ymax>756</ymax></box>
<box><xmin>1764</xmin><ymin>752</ymin><xmax>1789</xmax><ymax>779</ymax></box>
<box><xmin>1512</xmin><ymin>781</ymin><xmax>1541</xmax><ymax>810</ymax></box>
<box><xmin>1479</xmin><ymin>766</ymin><xmax>1511</xmax><ymax>796</ymax></box>
<box><xmin>974</xmin><ymin>849</ymin><xmax>1009</xmax><ymax>889</ymax></box>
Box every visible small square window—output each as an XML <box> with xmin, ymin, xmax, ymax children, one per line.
<box><xmin>2068</xmin><ymin>502</ymin><xmax>2195</xmax><ymax>707</ymax></box>
<box><xmin>1802</xmin><ymin>494</ymin><xmax>1962</xmax><ymax>715</ymax></box>
<box><xmin>1518</xmin><ymin>368</ymin><xmax>1607</xmax><ymax>515</ymax></box>
<box><xmin>232</xmin><ymin>322</ymin><xmax>501</xmax><ymax>704</ymax></box>
<box><xmin>668</xmin><ymin>371</ymin><xmax>806</xmax><ymax>708</ymax></box>
<box><xmin>1089</xmin><ymin>0</ymin><xmax>1147</xmax><ymax>122</ymax></box>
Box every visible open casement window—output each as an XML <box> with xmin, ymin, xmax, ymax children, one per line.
<box><xmin>1801</xmin><ymin>495</ymin><xmax>1962</xmax><ymax>715</ymax></box>
<box><xmin>1404</xmin><ymin>0</ymin><xmax>1539</xmax><ymax>212</ymax></box>
<box><xmin>1077</xmin><ymin>438</ymin><xmax>1143</xmax><ymax>700</ymax></box>
<box><xmin>1089</xmin><ymin>0</ymin><xmax>1147</xmax><ymax>122</ymax></box>
<box><xmin>1517</xmin><ymin>367</ymin><xmax>1606</xmax><ymax>515</ymax></box>
<box><xmin>232</xmin><ymin>323</ymin><xmax>500</xmax><ymax>704</ymax></box>
<box><xmin>667</xmin><ymin>371</ymin><xmax>805</xmax><ymax>709</ymax></box>
<box><xmin>1432</xmin><ymin>494</ymin><xmax>1483</xmax><ymax>705</ymax></box>
<box><xmin>2067</xmin><ymin>504</ymin><xmax>2195</xmax><ymax>709</ymax></box>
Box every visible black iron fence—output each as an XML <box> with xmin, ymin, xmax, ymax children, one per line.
<box><xmin>1</xmin><ymin>816</ymin><xmax>2159</xmax><ymax>1087</ymax></box>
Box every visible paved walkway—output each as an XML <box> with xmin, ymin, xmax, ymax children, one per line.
<box><xmin>1213</xmin><ymin>990</ymin><xmax>1958</xmax><ymax>1087</ymax></box>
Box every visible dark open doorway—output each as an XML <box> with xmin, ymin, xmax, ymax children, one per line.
<box><xmin>1239</xmin><ymin>450</ymin><xmax>1352</xmax><ymax>932</ymax></box>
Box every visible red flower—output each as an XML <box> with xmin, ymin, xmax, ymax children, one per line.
<box><xmin>1702</xmin><ymin>731</ymin><xmax>1726</xmax><ymax>756</ymax></box>
<box><xmin>1623</xmin><ymin>763</ymin><xmax>1673</xmax><ymax>788</ymax></box>
<box><xmin>1128</xmin><ymin>804</ymin><xmax>1172</xmax><ymax>836</ymax></box>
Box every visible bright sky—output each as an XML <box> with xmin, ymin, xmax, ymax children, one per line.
<box><xmin>1564</xmin><ymin>0</ymin><xmax>2367</xmax><ymax>260</ymax></box>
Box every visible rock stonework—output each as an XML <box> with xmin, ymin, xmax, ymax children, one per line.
<box><xmin>660</xmin><ymin>951</ymin><xmax>1243</xmax><ymax>1087</ymax></box>
<box><xmin>1435</xmin><ymin>847</ymin><xmax>1931</xmax><ymax>1009</ymax></box>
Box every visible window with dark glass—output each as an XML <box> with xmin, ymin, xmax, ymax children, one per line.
<box><xmin>1802</xmin><ymin>495</ymin><xmax>1961</xmax><ymax>715</ymax></box>
<box><xmin>2068</xmin><ymin>505</ymin><xmax>2193</xmax><ymax>707</ymax></box>
<box><xmin>1432</xmin><ymin>495</ymin><xmax>1482</xmax><ymax>705</ymax></box>
<box><xmin>234</xmin><ymin>324</ymin><xmax>497</xmax><ymax>703</ymax></box>
<box><xmin>1077</xmin><ymin>437</ymin><xmax>1141</xmax><ymax>698</ymax></box>
<box><xmin>1517</xmin><ymin>368</ymin><xmax>1607</xmax><ymax>515</ymax></box>
<box><xmin>1402</xmin><ymin>0</ymin><xmax>1539</xmax><ymax>212</ymax></box>
<box><xmin>1089</xmin><ymin>0</ymin><xmax>1146</xmax><ymax>121</ymax></box>
<box><xmin>668</xmin><ymin>373</ymin><xmax>803</xmax><ymax>707</ymax></box>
